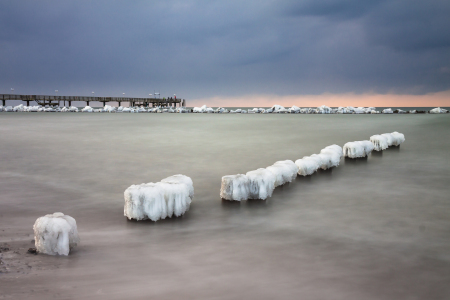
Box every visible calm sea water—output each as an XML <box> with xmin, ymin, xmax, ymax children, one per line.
<box><xmin>0</xmin><ymin>113</ymin><xmax>449</xmax><ymax>299</ymax></box>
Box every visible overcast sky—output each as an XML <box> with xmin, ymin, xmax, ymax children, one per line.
<box><xmin>1</xmin><ymin>0</ymin><xmax>449</xmax><ymax>105</ymax></box>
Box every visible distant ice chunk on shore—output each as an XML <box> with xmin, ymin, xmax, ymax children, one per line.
<box><xmin>33</xmin><ymin>212</ymin><xmax>79</xmax><ymax>256</ymax></box>
<box><xmin>343</xmin><ymin>141</ymin><xmax>374</xmax><ymax>158</ymax></box>
<box><xmin>429</xmin><ymin>107</ymin><xmax>448</xmax><ymax>114</ymax></box>
<box><xmin>82</xmin><ymin>106</ymin><xmax>93</xmax><ymax>112</ymax></box>
<box><xmin>382</xmin><ymin>108</ymin><xmax>393</xmax><ymax>114</ymax></box>
<box><xmin>124</xmin><ymin>175</ymin><xmax>194</xmax><ymax>221</ymax></box>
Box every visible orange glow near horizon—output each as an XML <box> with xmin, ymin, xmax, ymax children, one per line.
<box><xmin>191</xmin><ymin>90</ymin><xmax>450</xmax><ymax>107</ymax></box>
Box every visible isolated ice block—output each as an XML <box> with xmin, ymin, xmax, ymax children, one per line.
<box><xmin>33</xmin><ymin>212</ymin><xmax>79</xmax><ymax>256</ymax></box>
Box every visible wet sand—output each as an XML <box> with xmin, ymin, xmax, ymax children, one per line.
<box><xmin>0</xmin><ymin>113</ymin><xmax>449</xmax><ymax>299</ymax></box>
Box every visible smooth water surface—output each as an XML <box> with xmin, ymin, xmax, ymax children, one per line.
<box><xmin>0</xmin><ymin>113</ymin><xmax>449</xmax><ymax>299</ymax></box>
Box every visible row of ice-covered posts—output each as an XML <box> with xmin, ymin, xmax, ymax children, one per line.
<box><xmin>32</xmin><ymin>131</ymin><xmax>405</xmax><ymax>256</ymax></box>
<box><xmin>220</xmin><ymin>132</ymin><xmax>405</xmax><ymax>201</ymax></box>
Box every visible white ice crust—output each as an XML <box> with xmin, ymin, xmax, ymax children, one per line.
<box><xmin>343</xmin><ymin>141</ymin><xmax>374</xmax><ymax>158</ymax></box>
<box><xmin>371</xmin><ymin>132</ymin><xmax>405</xmax><ymax>149</ymax></box>
<box><xmin>220</xmin><ymin>174</ymin><xmax>250</xmax><ymax>201</ymax></box>
<box><xmin>124</xmin><ymin>175</ymin><xmax>194</xmax><ymax>221</ymax></box>
<box><xmin>370</xmin><ymin>135</ymin><xmax>389</xmax><ymax>151</ymax></box>
<box><xmin>246</xmin><ymin>168</ymin><xmax>276</xmax><ymax>200</ymax></box>
<box><xmin>295</xmin><ymin>156</ymin><xmax>320</xmax><ymax>176</ymax></box>
<box><xmin>429</xmin><ymin>107</ymin><xmax>448</xmax><ymax>114</ymax></box>
<box><xmin>295</xmin><ymin>144</ymin><xmax>343</xmax><ymax>176</ymax></box>
<box><xmin>81</xmin><ymin>106</ymin><xmax>93</xmax><ymax>112</ymax></box>
<box><xmin>33</xmin><ymin>212</ymin><xmax>79</xmax><ymax>256</ymax></box>
<box><xmin>266</xmin><ymin>160</ymin><xmax>299</xmax><ymax>187</ymax></box>
<box><xmin>390</xmin><ymin>131</ymin><xmax>405</xmax><ymax>146</ymax></box>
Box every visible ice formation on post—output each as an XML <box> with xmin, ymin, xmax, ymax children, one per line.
<box><xmin>370</xmin><ymin>132</ymin><xmax>405</xmax><ymax>149</ymax></box>
<box><xmin>220</xmin><ymin>174</ymin><xmax>250</xmax><ymax>201</ymax></box>
<box><xmin>33</xmin><ymin>212</ymin><xmax>79</xmax><ymax>256</ymax></box>
<box><xmin>266</xmin><ymin>160</ymin><xmax>299</xmax><ymax>187</ymax></box>
<box><xmin>370</xmin><ymin>135</ymin><xmax>389</xmax><ymax>151</ymax></box>
<box><xmin>295</xmin><ymin>156</ymin><xmax>320</xmax><ymax>176</ymax></box>
<box><xmin>246</xmin><ymin>168</ymin><xmax>276</xmax><ymax>200</ymax></box>
<box><xmin>295</xmin><ymin>144</ymin><xmax>343</xmax><ymax>176</ymax></box>
<box><xmin>390</xmin><ymin>132</ymin><xmax>405</xmax><ymax>146</ymax></box>
<box><xmin>343</xmin><ymin>141</ymin><xmax>374</xmax><ymax>158</ymax></box>
<box><xmin>124</xmin><ymin>175</ymin><xmax>194</xmax><ymax>221</ymax></box>
<box><xmin>319</xmin><ymin>145</ymin><xmax>343</xmax><ymax>168</ymax></box>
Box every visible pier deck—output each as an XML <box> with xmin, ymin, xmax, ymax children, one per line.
<box><xmin>0</xmin><ymin>94</ymin><xmax>185</xmax><ymax>107</ymax></box>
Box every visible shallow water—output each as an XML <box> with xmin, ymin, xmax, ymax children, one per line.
<box><xmin>0</xmin><ymin>113</ymin><xmax>449</xmax><ymax>299</ymax></box>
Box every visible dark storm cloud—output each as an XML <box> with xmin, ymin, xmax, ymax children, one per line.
<box><xmin>0</xmin><ymin>0</ymin><xmax>449</xmax><ymax>100</ymax></box>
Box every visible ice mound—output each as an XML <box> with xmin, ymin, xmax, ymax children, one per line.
<box><xmin>390</xmin><ymin>131</ymin><xmax>405</xmax><ymax>146</ymax></box>
<box><xmin>193</xmin><ymin>105</ymin><xmax>210</xmax><ymax>113</ymax></box>
<box><xmin>308</xmin><ymin>154</ymin><xmax>330</xmax><ymax>170</ymax></box>
<box><xmin>382</xmin><ymin>108</ymin><xmax>393</xmax><ymax>114</ymax></box>
<box><xmin>288</xmin><ymin>106</ymin><xmax>301</xmax><ymax>113</ymax></box>
<box><xmin>370</xmin><ymin>135</ymin><xmax>389</xmax><ymax>151</ymax></box>
<box><xmin>295</xmin><ymin>156</ymin><xmax>320</xmax><ymax>176</ymax></box>
<box><xmin>317</xmin><ymin>105</ymin><xmax>332</xmax><ymax>114</ymax></box>
<box><xmin>13</xmin><ymin>104</ymin><xmax>24</xmax><ymax>112</ymax></box>
<box><xmin>381</xmin><ymin>133</ymin><xmax>395</xmax><ymax>146</ymax></box>
<box><xmin>271</xmin><ymin>105</ymin><xmax>286</xmax><ymax>112</ymax></box>
<box><xmin>33</xmin><ymin>212</ymin><xmax>79</xmax><ymax>256</ymax></box>
<box><xmin>246</xmin><ymin>168</ymin><xmax>276</xmax><ymax>200</ymax></box>
<box><xmin>124</xmin><ymin>174</ymin><xmax>194</xmax><ymax>221</ymax></box>
<box><xmin>81</xmin><ymin>106</ymin><xmax>93</xmax><ymax>112</ymax></box>
<box><xmin>343</xmin><ymin>141</ymin><xmax>374</xmax><ymax>158</ymax></box>
<box><xmin>320</xmin><ymin>145</ymin><xmax>343</xmax><ymax>168</ymax></box>
<box><xmin>295</xmin><ymin>144</ymin><xmax>344</xmax><ymax>176</ymax></box>
<box><xmin>266</xmin><ymin>160</ymin><xmax>298</xmax><ymax>187</ymax></box>
<box><xmin>4</xmin><ymin>106</ymin><xmax>13</xmax><ymax>112</ymax></box>
<box><xmin>220</xmin><ymin>174</ymin><xmax>250</xmax><ymax>201</ymax></box>
<box><xmin>429</xmin><ymin>107</ymin><xmax>448</xmax><ymax>114</ymax></box>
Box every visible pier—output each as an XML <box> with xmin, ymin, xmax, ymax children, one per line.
<box><xmin>0</xmin><ymin>94</ymin><xmax>186</xmax><ymax>108</ymax></box>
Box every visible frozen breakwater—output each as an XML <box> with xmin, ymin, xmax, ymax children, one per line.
<box><xmin>1</xmin><ymin>103</ymin><xmax>448</xmax><ymax>114</ymax></box>
<box><xmin>221</xmin><ymin>145</ymin><xmax>344</xmax><ymax>201</ymax></box>
<box><xmin>221</xmin><ymin>131</ymin><xmax>404</xmax><ymax>201</ymax></box>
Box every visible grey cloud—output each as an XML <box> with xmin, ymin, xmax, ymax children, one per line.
<box><xmin>0</xmin><ymin>0</ymin><xmax>449</xmax><ymax>100</ymax></box>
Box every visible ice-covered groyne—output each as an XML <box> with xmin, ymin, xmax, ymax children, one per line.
<box><xmin>343</xmin><ymin>141</ymin><xmax>374</xmax><ymax>158</ymax></box>
<box><xmin>295</xmin><ymin>144</ymin><xmax>343</xmax><ymax>176</ymax></box>
<box><xmin>124</xmin><ymin>175</ymin><xmax>194</xmax><ymax>221</ymax></box>
<box><xmin>33</xmin><ymin>212</ymin><xmax>80</xmax><ymax>256</ymax></box>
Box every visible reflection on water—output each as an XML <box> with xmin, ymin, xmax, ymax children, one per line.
<box><xmin>0</xmin><ymin>113</ymin><xmax>449</xmax><ymax>299</ymax></box>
